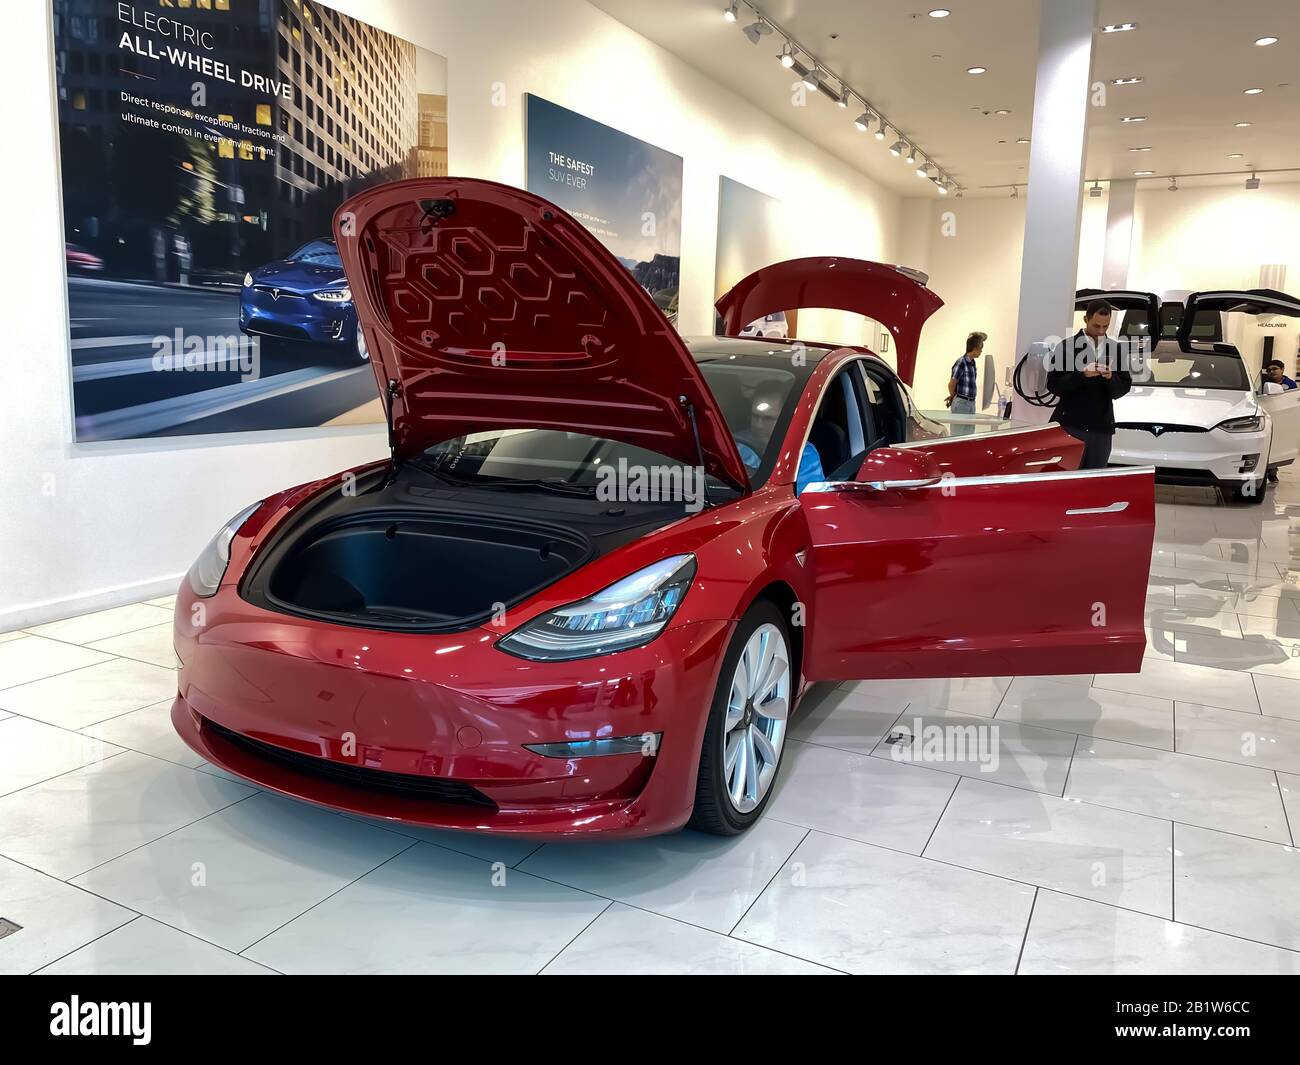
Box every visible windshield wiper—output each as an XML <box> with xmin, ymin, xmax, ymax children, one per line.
<box><xmin>476</xmin><ymin>477</ymin><xmax>599</xmax><ymax>498</ymax></box>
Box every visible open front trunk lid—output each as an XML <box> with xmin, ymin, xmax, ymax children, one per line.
<box><xmin>715</xmin><ymin>256</ymin><xmax>943</xmax><ymax>384</ymax></box>
<box><xmin>333</xmin><ymin>178</ymin><xmax>748</xmax><ymax>492</ymax></box>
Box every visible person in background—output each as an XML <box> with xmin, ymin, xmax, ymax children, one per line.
<box><xmin>1262</xmin><ymin>359</ymin><xmax>1298</xmax><ymax>391</ymax></box>
<box><xmin>736</xmin><ymin>384</ymin><xmax>824</xmax><ymax>494</ymax></box>
<box><xmin>1046</xmin><ymin>299</ymin><xmax>1131</xmax><ymax>469</ymax></box>
<box><xmin>946</xmin><ymin>332</ymin><xmax>985</xmax><ymax>436</ymax></box>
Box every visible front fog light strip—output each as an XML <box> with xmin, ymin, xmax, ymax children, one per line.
<box><xmin>524</xmin><ymin>732</ymin><xmax>662</xmax><ymax>758</ymax></box>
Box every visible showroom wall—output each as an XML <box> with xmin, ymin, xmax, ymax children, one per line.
<box><xmin>2</xmin><ymin>0</ymin><xmax>902</xmax><ymax>628</ymax></box>
<box><xmin>903</xmin><ymin>180</ymin><xmax>1300</xmax><ymax>409</ymax></box>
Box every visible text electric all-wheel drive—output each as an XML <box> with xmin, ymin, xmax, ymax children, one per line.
<box><xmin>172</xmin><ymin>177</ymin><xmax>1155</xmax><ymax>839</ymax></box>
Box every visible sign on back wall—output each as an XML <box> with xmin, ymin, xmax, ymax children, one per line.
<box><xmin>524</xmin><ymin>94</ymin><xmax>683</xmax><ymax>325</ymax></box>
<box><xmin>52</xmin><ymin>0</ymin><xmax>447</xmax><ymax>442</ymax></box>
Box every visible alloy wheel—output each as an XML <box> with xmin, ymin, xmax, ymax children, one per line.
<box><xmin>722</xmin><ymin>622</ymin><xmax>790</xmax><ymax>813</ymax></box>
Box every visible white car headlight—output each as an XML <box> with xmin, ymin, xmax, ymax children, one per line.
<box><xmin>187</xmin><ymin>502</ymin><xmax>263</xmax><ymax>598</ymax></box>
<box><xmin>1215</xmin><ymin>415</ymin><xmax>1265</xmax><ymax>433</ymax></box>
<box><xmin>312</xmin><ymin>286</ymin><xmax>352</xmax><ymax>303</ymax></box>
<box><xmin>243</xmin><ymin>272</ymin><xmax>253</xmax><ymax>287</ymax></box>
<box><xmin>498</xmin><ymin>554</ymin><xmax>696</xmax><ymax>661</ymax></box>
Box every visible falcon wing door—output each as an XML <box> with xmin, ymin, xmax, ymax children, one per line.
<box><xmin>1180</xmin><ymin>289</ymin><xmax>1300</xmax><ymax>468</ymax></box>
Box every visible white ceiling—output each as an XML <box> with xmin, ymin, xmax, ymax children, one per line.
<box><xmin>589</xmin><ymin>0</ymin><xmax>1300</xmax><ymax>197</ymax></box>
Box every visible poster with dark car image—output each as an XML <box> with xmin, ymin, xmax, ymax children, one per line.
<box><xmin>524</xmin><ymin>94</ymin><xmax>682</xmax><ymax>323</ymax></box>
<box><xmin>52</xmin><ymin>0</ymin><xmax>448</xmax><ymax>442</ymax></box>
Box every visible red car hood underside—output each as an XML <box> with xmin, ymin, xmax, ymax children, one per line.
<box><xmin>333</xmin><ymin>178</ymin><xmax>748</xmax><ymax>492</ymax></box>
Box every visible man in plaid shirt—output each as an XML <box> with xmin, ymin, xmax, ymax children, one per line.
<box><xmin>946</xmin><ymin>332</ymin><xmax>985</xmax><ymax>436</ymax></box>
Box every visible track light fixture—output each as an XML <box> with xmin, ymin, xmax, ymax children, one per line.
<box><xmin>729</xmin><ymin>1</ymin><xmax>954</xmax><ymax>193</ymax></box>
<box><xmin>1246</xmin><ymin>172</ymin><xmax>1261</xmax><ymax>190</ymax></box>
<box><xmin>936</xmin><ymin>180</ymin><xmax>949</xmax><ymax>194</ymax></box>
<box><xmin>1167</xmin><ymin>176</ymin><xmax>1179</xmax><ymax>192</ymax></box>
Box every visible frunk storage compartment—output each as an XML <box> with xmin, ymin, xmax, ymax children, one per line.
<box><xmin>262</xmin><ymin>511</ymin><xmax>594</xmax><ymax>631</ymax></box>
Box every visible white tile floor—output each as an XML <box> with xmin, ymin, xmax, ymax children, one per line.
<box><xmin>2</xmin><ymin>476</ymin><xmax>1300</xmax><ymax>975</ymax></box>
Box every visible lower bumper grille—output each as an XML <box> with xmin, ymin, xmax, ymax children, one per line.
<box><xmin>202</xmin><ymin>717</ymin><xmax>498</xmax><ymax>809</ymax></box>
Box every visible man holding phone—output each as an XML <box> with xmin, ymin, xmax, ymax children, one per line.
<box><xmin>1045</xmin><ymin>299</ymin><xmax>1132</xmax><ymax>469</ymax></box>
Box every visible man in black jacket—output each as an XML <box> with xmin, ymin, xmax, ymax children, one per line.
<box><xmin>1045</xmin><ymin>299</ymin><xmax>1132</xmax><ymax>469</ymax></box>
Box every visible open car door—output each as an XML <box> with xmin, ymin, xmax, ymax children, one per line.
<box><xmin>898</xmin><ymin>423</ymin><xmax>1084</xmax><ymax>477</ymax></box>
<box><xmin>715</xmin><ymin>257</ymin><xmax>942</xmax><ymax>385</ymax></box>
<box><xmin>1180</xmin><ymin>289</ymin><xmax>1300</xmax><ymax>470</ymax></box>
<box><xmin>802</xmin><ymin>458</ymin><xmax>1154</xmax><ymax>680</ymax></box>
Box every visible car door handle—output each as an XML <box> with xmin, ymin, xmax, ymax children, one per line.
<box><xmin>1066</xmin><ymin>501</ymin><xmax>1129</xmax><ymax>515</ymax></box>
<box><xmin>1025</xmin><ymin>455</ymin><xmax>1062</xmax><ymax>467</ymax></box>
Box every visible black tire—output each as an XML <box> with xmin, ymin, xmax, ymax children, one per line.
<box><xmin>688</xmin><ymin>600</ymin><xmax>793</xmax><ymax>836</ymax></box>
<box><xmin>1234</xmin><ymin>478</ymin><xmax>1268</xmax><ymax>505</ymax></box>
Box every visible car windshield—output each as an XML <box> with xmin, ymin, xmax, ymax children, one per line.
<box><xmin>416</xmin><ymin>430</ymin><xmax>740</xmax><ymax>503</ymax></box>
<box><xmin>1144</xmin><ymin>350</ymin><xmax>1250</xmax><ymax>390</ymax></box>
<box><xmin>288</xmin><ymin>240</ymin><xmax>341</xmax><ymax>267</ymax></box>
<box><xmin>415</xmin><ymin>363</ymin><xmax>799</xmax><ymax>496</ymax></box>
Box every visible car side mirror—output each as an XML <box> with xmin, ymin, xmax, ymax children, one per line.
<box><xmin>1261</xmin><ymin>381</ymin><xmax>1284</xmax><ymax>396</ymax></box>
<box><xmin>854</xmin><ymin>447</ymin><xmax>942</xmax><ymax>490</ymax></box>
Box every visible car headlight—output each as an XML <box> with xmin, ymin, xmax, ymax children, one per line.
<box><xmin>243</xmin><ymin>272</ymin><xmax>253</xmax><ymax>287</ymax></box>
<box><xmin>312</xmin><ymin>286</ymin><xmax>352</xmax><ymax>303</ymax></box>
<box><xmin>1215</xmin><ymin>415</ymin><xmax>1264</xmax><ymax>433</ymax></box>
<box><xmin>187</xmin><ymin>502</ymin><xmax>263</xmax><ymax>598</ymax></box>
<box><xmin>498</xmin><ymin>554</ymin><xmax>696</xmax><ymax>661</ymax></box>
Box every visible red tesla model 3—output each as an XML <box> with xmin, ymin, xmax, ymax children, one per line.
<box><xmin>172</xmin><ymin>177</ymin><xmax>1155</xmax><ymax>838</ymax></box>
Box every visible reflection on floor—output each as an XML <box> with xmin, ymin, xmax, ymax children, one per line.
<box><xmin>2</xmin><ymin>471</ymin><xmax>1299</xmax><ymax>975</ymax></box>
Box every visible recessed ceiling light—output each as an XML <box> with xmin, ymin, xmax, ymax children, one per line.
<box><xmin>1227</xmin><ymin>153</ymin><xmax>1244</xmax><ymax>158</ymax></box>
<box><xmin>1121</xmin><ymin>115</ymin><xmax>1147</xmax><ymax>123</ymax></box>
<box><xmin>1016</xmin><ymin>137</ymin><xmax>1030</xmax><ymax>144</ymax></box>
<box><xmin>1111</xmin><ymin>76</ymin><xmax>1143</xmax><ymax>85</ymax></box>
<box><xmin>967</xmin><ymin>66</ymin><xmax>987</xmax><ymax>75</ymax></box>
<box><xmin>1244</xmin><ymin>87</ymin><xmax>1264</xmax><ymax>94</ymax></box>
<box><xmin>1128</xmin><ymin>146</ymin><xmax>1152</xmax><ymax>152</ymax></box>
<box><xmin>928</xmin><ymin>8</ymin><xmax>951</xmax><ymax>17</ymax></box>
<box><xmin>1255</xmin><ymin>36</ymin><xmax>1279</xmax><ymax>46</ymax></box>
<box><xmin>1100</xmin><ymin>23</ymin><xmax>1139</xmax><ymax>33</ymax></box>
<box><xmin>995</xmin><ymin>108</ymin><xmax>1011</xmax><ymax>115</ymax></box>
<box><xmin>1234</xmin><ymin>121</ymin><xmax>1253</xmax><ymax>127</ymax></box>
<box><xmin>1133</xmin><ymin>170</ymin><xmax>1154</xmax><ymax>176</ymax></box>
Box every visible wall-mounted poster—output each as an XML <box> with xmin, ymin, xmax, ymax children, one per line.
<box><xmin>52</xmin><ymin>0</ymin><xmax>448</xmax><ymax>442</ymax></box>
<box><xmin>715</xmin><ymin>176</ymin><xmax>797</xmax><ymax>339</ymax></box>
<box><xmin>524</xmin><ymin>94</ymin><xmax>682</xmax><ymax>323</ymax></box>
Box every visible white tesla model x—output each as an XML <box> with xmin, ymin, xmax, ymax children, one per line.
<box><xmin>1074</xmin><ymin>289</ymin><xmax>1300</xmax><ymax>504</ymax></box>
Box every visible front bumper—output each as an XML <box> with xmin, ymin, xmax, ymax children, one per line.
<box><xmin>172</xmin><ymin>584</ymin><xmax>732</xmax><ymax>838</ymax></box>
<box><xmin>239</xmin><ymin>289</ymin><xmax>356</xmax><ymax>344</ymax></box>
<box><xmin>1111</xmin><ymin>426</ymin><xmax>1268</xmax><ymax>487</ymax></box>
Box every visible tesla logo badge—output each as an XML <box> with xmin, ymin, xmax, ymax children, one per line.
<box><xmin>271</xmin><ymin>288</ymin><xmax>281</xmax><ymax>301</ymax></box>
<box><xmin>1151</xmin><ymin>425</ymin><xmax>1164</xmax><ymax>436</ymax></box>
<box><xmin>795</xmin><ymin>549</ymin><xmax>808</xmax><ymax>567</ymax></box>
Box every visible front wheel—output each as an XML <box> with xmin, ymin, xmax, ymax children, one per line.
<box><xmin>1234</xmin><ymin>478</ymin><xmax>1268</xmax><ymax>505</ymax></box>
<box><xmin>688</xmin><ymin>602</ymin><xmax>793</xmax><ymax>835</ymax></box>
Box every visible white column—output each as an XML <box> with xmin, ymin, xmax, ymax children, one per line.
<box><xmin>1010</xmin><ymin>0</ymin><xmax>1099</xmax><ymax>423</ymax></box>
<box><xmin>1101</xmin><ymin>179</ymin><xmax>1137</xmax><ymax>290</ymax></box>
